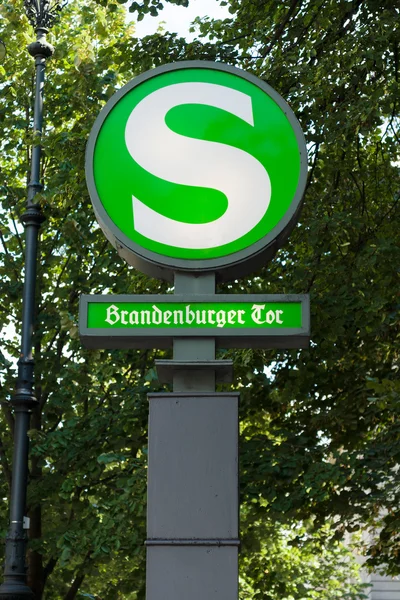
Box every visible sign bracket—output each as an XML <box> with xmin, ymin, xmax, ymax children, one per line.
<box><xmin>155</xmin><ymin>360</ymin><xmax>234</xmax><ymax>385</ymax></box>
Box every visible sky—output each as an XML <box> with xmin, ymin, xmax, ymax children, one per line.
<box><xmin>129</xmin><ymin>0</ymin><xmax>231</xmax><ymax>40</ymax></box>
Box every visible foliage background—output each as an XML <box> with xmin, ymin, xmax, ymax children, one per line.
<box><xmin>0</xmin><ymin>0</ymin><xmax>399</xmax><ymax>597</ymax></box>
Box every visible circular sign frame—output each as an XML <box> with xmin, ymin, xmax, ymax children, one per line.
<box><xmin>86</xmin><ymin>61</ymin><xmax>308</xmax><ymax>282</ymax></box>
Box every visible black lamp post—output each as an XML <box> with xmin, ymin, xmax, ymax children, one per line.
<box><xmin>0</xmin><ymin>2</ymin><xmax>66</xmax><ymax>598</ymax></box>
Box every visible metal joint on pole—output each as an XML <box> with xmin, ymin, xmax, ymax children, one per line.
<box><xmin>27</xmin><ymin>37</ymin><xmax>54</xmax><ymax>61</ymax></box>
<box><xmin>0</xmin><ymin>2</ymin><xmax>66</xmax><ymax>598</ymax></box>
<box><xmin>20</xmin><ymin>206</ymin><xmax>46</xmax><ymax>229</ymax></box>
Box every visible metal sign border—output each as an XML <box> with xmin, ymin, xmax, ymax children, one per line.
<box><xmin>85</xmin><ymin>61</ymin><xmax>308</xmax><ymax>282</ymax></box>
<box><xmin>79</xmin><ymin>294</ymin><xmax>310</xmax><ymax>349</ymax></box>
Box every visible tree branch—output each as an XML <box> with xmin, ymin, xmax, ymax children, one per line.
<box><xmin>43</xmin><ymin>556</ymin><xmax>58</xmax><ymax>586</ymax></box>
<box><xmin>11</xmin><ymin>211</ymin><xmax>24</xmax><ymax>255</ymax></box>
<box><xmin>63</xmin><ymin>572</ymin><xmax>85</xmax><ymax>600</ymax></box>
<box><xmin>0</xmin><ymin>434</ymin><xmax>11</xmax><ymax>488</ymax></box>
<box><xmin>1</xmin><ymin>401</ymin><xmax>14</xmax><ymax>436</ymax></box>
<box><xmin>261</xmin><ymin>0</ymin><xmax>303</xmax><ymax>58</ymax></box>
<box><xmin>63</xmin><ymin>552</ymin><xmax>92</xmax><ymax>600</ymax></box>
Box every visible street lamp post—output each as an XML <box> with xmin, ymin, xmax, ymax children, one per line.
<box><xmin>0</xmin><ymin>2</ymin><xmax>65</xmax><ymax>598</ymax></box>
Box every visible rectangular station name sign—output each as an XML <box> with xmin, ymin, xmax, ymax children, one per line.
<box><xmin>79</xmin><ymin>294</ymin><xmax>310</xmax><ymax>349</ymax></box>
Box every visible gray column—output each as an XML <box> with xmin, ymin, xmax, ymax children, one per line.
<box><xmin>146</xmin><ymin>273</ymin><xmax>239</xmax><ymax>600</ymax></box>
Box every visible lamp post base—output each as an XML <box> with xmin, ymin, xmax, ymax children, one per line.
<box><xmin>0</xmin><ymin>580</ymin><xmax>34</xmax><ymax>599</ymax></box>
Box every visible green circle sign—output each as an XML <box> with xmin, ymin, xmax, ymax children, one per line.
<box><xmin>86</xmin><ymin>61</ymin><xmax>307</xmax><ymax>281</ymax></box>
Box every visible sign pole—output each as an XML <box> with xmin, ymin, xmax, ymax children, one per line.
<box><xmin>146</xmin><ymin>273</ymin><xmax>239</xmax><ymax>599</ymax></box>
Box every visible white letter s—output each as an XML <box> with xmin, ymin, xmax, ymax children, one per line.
<box><xmin>125</xmin><ymin>82</ymin><xmax>271</xmax><ymax>249</ymax></box>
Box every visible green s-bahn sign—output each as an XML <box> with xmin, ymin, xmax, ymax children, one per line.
<box><xmin>79</xmin><ymin>295</ymin><xmax>310</xmax><ymax>350</ymax></box>
<box><xmin>83</xmin><ymin>62</ymin><xmax>310</xmax><ymax>600</ymax></box>
<box><xmin>86</xmin><ymin>61</ymin><xmax>307</xmax><ymax>281</ymax></box>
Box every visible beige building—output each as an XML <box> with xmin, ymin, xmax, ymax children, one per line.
<box><xmin>349</xmin><ymin>528</ymin><xmax>400</xmax><ymax>600</ymax></box>
<box><xmin>361</xmin><ymin>571</ymin><xmax>400</xmax><ymax>600</ymax></box>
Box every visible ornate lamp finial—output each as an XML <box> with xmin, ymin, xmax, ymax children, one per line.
<box><xmin>24</xmin><ymin>0</ymin><xmax>67</xmax><ymax>30</ymax></box>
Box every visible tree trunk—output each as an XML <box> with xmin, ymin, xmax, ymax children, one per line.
<box><xmin>27</xmin><ymin>503</ymin><xmax>44</xmax><ymax>599</ymax></box>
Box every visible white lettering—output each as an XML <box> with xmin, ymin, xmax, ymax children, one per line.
<box><xmin>207</xmin><ymin>310</ymin><xmax>216</xmax><ymax>324</ymax></box>
<box><xmin>173</xmin><ymin>310</ymin><xmax>184</xmax><ymax>325</ymax></box>
<box><xmin>266</xmin><ymin>310</ymin><xmax>275</xmax><ymax>324</ymax></box>
<box><xmin>251</xmin><ymin>304</ymin><xmax>265</xmax><ymax>325</ymax></box>
<box><xmin>141</xmin><ymin>310</ymin><xmax>151</xmax><ymax>325</ymax></box>
<box><xmin>216</xmin><ymin>310</ymin><xmax>226</xmax><ymax>328</ymax></box>
<box><xmin>105</xmin><ymin>304</ymin><xmax>120</xmax><ymax>326</ymax></box>
<box><xmin>152</xmin><ymin>304</ymin><xmax>163</xmax><ymax>325</ymax></box>
<box><xmin>228</xmin><ymin>310</ymin><xmax>236</xmax><ymax>325</ymax></box>
<box><xmin>126</xmin><ymin>83</ymin><xmax>271</xmax><ymax>250</ymax></box>
<box><xmin>104</xmin><ymin>303</ymin><xmax>279</xmax><ymax>330</ymax></box>
<box><xmin>196</xmin><ymin>310</ymin><xmax>207</xmax><ymax>325</ymax></box>
<box><xmin>129</xmin><ymin>311</ymin><xmax>139</xmax><ymax>325</ymax></box>
<box><xmin>186</xmin><ymin>305</ymin><xmax>195</xmax><ymax>325</ymax></box>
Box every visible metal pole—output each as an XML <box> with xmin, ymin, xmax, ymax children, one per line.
<box><xmin>0</xmin><ymin>2</ymin><xmax>64</xmax><ymax>596</ymax></box>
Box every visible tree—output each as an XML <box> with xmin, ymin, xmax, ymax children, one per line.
<box><xmin>0</xmin><ymin>0</ymin><xmax>398</xmax><ymax>597</ymax></box>
<box><xmin>192</xmin><ymin>0</ymin><xmax>400</xmax><ymax>575</ymax></box>
<box><xmin>109</xmin><ymin>0</ymin><xmax>400</xmax><ymax>577</ymax></box>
